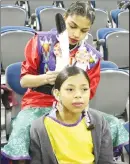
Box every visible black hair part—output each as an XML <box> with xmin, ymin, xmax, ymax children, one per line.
<box><xmin>66</xmin><ymin>1</ymin><xmax>95</xmax><ymax>25</ymax></box>
<box><xmin>54</xmin><ymin>66</ymin><xmax>90</xmax><ymax>90</ymax></box>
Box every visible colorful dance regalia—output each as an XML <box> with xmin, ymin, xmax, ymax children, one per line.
<box><xmin>34</xmin><ymin>29</ymin><xmax>101</xmax><ymax>99</ymax></box>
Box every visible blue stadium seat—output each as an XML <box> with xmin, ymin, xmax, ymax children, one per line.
<box><xmin>5</xmin><ymin>62</ymin><xmax>27</xmax><ymax>136</ymax></box>
<box><xmin>35</xmin><ymin>6</ymin><xmax>66</xmax><ymax>31</ymax></box>
<box><xmin>97</xmin><ymin>28</ymin><xmax>129</xmax><ymax>68</ymax></box>
<box><xmin>1</xmin><ymin>26</ymin><xmax>36</xmax><ymax>33</ymax></box>
<box><xmin>111</xmin><ymin>9</ymin><xmax>129</xmax><ymax>30</ymax></box>
<box><xmin>90</xmin><ymin>68</ymin><xmax>129</xmax><ymax>118</ymax></box>
<box><xmin>1</xmin><ymin>5</ymin><xmax>28</xmax><ymax>27</ymax></box>
<box><xmin>89</xmin><ymin>8</ymin><xmax>109</xmax><ymax>40</ymax></box>
<box><xmin>90</xmin><ymin>0</ymin><xmax>118</xmax><ymax>12</ymax></box>
<box><xmin>6</xmin><ymin>62</ymin><xmax>27</xmax><ymax>95</ymax></box>
<box><xmin>28</xmin><ymin>0</ymin><xmax>53</xmax><ymax>15</ymax></box>
<box><xmin>100</xmin><ymin>60</ymin><xmax>118</xmax><ymax>70</ymax></box>
<box><xmin>1</xmin><ymin>26</ymin><xmax>36</xmax><ymax>70</ymax></box>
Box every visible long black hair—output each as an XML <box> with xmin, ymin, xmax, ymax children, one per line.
<box><xmin>54</xmin><ymin>66</ymin><xmax>90</xmax><ymax>90</ymax></box>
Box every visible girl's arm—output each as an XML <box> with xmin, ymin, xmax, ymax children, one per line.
<box><xmin>29</xmin><ymin>125</ymin><xmax>42</xmax><ymax>164</ymax></box>
<box><xmin>98</xmin><ymin>117</ymin><xmax>114</xmax><ymax>164</ymax></box>
<box><xmin>20</xmin><ymin>72</ymin><xmax>58</xmax><ymax>88</ymax></box>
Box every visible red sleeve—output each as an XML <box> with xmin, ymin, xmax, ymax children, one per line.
<box><xmin>87</xmin><ymin>60</ymin><xmax>101</xmax><ymax>100</ymax></box>
<box><xmin>20</xmin><ymin>35</ymin><xmax>40</xmax><ymax>79</ymax></box>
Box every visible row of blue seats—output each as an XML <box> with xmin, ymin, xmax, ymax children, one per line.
<box><xmin>1</xmin><ymin>4</ymin><xmax>129</xmax><ymax>32</ymax></box>
<box><xmin>1</xmin><ymin>26</ymin><xmax>129</xmax><ymax>70</ymax></box>
<box><xmin>35</xmin><ymin>6</ymin><xmax>129</xmax><ymax>33</ymax></box>
<box><xmin>1</xmin><ymin>5</ymin><xmax>128</xmax><ymax>30</ymax></box>
<box><xmin>1</xmin><ymin>0</ymin><xmax>129</xmax><ymax>14</ymax></box>
<box><xmin>5</xmin><ymin>60</ymin><xmax>128</xmax><ymax>95</ymax></box>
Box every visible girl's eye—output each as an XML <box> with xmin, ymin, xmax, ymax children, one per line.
<box><xmin>66</xmin><ymin>88</ymin><xmax>73</xmax><ymax>91</ymax></box>
<box><xmin>81</xmin><ymin>31</ymin><xmax>87</xmax><ymax>33</ymax></box>
<box><xmin>70</xmin><ymin>25</ymin><xmax>76</xmax><ymax>29</ymax></box>
<box><xmin>81</xmin><ymin>30</ymin><xmax>89</xmax><ymax>33</ymax></box>
<box><xmin>83</xmin><ymin>88</ymin><xmax>89</xmax><ymax>91</ymax></box>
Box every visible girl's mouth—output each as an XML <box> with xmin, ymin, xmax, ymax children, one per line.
<box><xmin>69</xmin><ymin>37</ymin><xmax>79</xmax><ymax>44</ymax></box>
<box><xmin>72</xmin><ymin>102</ymin><xmax>84</xmax><ymax>107</ymax></box>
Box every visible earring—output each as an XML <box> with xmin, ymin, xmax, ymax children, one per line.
<box><xmin>58</xmin><ymin>96</ymin><xmax>61</xmax><ymax>102</ymax></box>
<box><xmin>85</xmin><ymin>34</ymin><xmax>88</xmax><ymax>40</ymax></box>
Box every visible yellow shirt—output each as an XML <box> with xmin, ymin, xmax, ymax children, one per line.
<box><xmin>44</xmin><ymin>116</ymin><xmax>94</xmax><ymax>164</ymax></box>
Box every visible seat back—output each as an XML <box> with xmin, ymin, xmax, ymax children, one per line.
<box><xmin>6</xmin><ymin>62</ymin><xmax>27</xmax><ymax>95</ymax></box>
<box><xmin>5</xmin><ymin>62</ymin><xmax>27</xmax><ymax>136</ymax></box>
<box><xmin>29</xmin><ymin>0</ymin><xmax>53</xmax><ymax>15</ymax></box>
<box><xmin>36</xmin><ymin>6</ymin><xmax>66</xmax><ymax>31</ymax></box>
<box><xmin>1</xmin><ymin>0</ymin><xmax>17</xmax><ymax>5</ymax></box>
<box><xmin>89</xmin><ymin>69</ymin><xmax>129</xmax><ymax>116</ymax></box>
<box><xmin>89</xmin><ymin>9</ymin><xmax>108</xmax><ymax>40</ymax></box>
<box><xmin>100</xmin><ymin>60</ymin><xmax>118</xmax><ymax>69</ymax></box>
<box><xmin>1</xmin><ymin>5</ymin><xmax>27</xmax><ymax>26</ymax></box>
<box><xmin>87</xmin><ymin>33</ymin><xmax>94</xmax><ymax>47</ymax></box>
<box><xmin>61</xmin><ymin>0</ymin><xmax>76</xmax><ymax>9</ymax></box>
<box><xmin>5</xmin><ymin>62</ymin><xmax>27</xmax><ymax>127</ymax></box>
<box><xmin>1</xmin><ymin>26</ymin><xmax>35</xmax><ymax>70</ymax></box>
<box><xmin>106</xmin><ymin>31</ymin><xmax>129</xmax><ymax>68</ymax></box>
<box><xmin>94</xmin><ymin>0</ymin><xmax>118</xmax><ymax>12</ymax></box>
<box><xmin>118</xmin><ymin>10</ymin><xmax>129</xmax><ymax>30</ymax></box>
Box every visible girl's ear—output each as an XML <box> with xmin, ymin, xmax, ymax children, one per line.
<box><xmin>53</xmin><ymin>89</ymin><xmax>60</xmax><ymax>101</ymax></box>
<box><xmin>63</xmin><ymin>13</ymin><xmax>67</xmax><ymax>20</ymax></box>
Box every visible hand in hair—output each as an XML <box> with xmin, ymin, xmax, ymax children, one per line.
<box><xmin>46</xmin><ymin>71</ymin><xmax>60</xmax><ymax>85</ymax></box>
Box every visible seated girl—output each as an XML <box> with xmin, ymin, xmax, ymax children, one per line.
<box><xmin>29</xmin><ymin>66</ymin><xmax>126</xmax><ymax>164</ymax></box>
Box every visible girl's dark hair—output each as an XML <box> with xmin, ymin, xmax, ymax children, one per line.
<box><xmin>65</xmin><ymin>1</ymin><xmax>95</xmax><ymax>25</ymax></box>
<box><xmin>54</xmin><ymin>66</ymin><xmax>90</xmax><ymax>90</ymax></box>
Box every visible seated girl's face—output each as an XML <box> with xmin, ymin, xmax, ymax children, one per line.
<box><xmin>57</xmin><ymin>73</ymin><xmax>90</xmax><ymax>114</ymax></box>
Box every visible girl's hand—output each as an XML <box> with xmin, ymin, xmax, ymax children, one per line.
<box><xmin>46</xmin><ymin>71</ymin><xmax>59</xmax><ymax>85</ymax></box>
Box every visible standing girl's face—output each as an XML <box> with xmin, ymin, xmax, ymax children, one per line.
<box><xmin>65</xmin><ymin>14</ymin><xmax>91</xmax><ymax>45</ymax></box>
<box><xmin>55</xmin><ymin>73</ymin><xmax>90</xmax><ymax>114</ymax></box>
